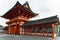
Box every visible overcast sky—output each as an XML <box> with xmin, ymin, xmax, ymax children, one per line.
<box><xmin>0</xmin><ymin>0</ymin><xmax>60</xmax><ymax>26</ymax></box>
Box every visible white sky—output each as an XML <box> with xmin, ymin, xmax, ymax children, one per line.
<box><xmin>0</xmin><ymin>0</ymin><xmax>60</xmax><ymax>26</ymax></box>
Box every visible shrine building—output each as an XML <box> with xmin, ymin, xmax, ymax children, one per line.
<box><xmin>1</xmin><ymin>1</ymin><xmax>59</xmax><ymax>39</ymax></box>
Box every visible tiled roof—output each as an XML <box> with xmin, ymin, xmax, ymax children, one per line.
<box><xmin>22</xmin><ymin>15</ymin><xmax>59</xmax><ymax>26</ymax></box>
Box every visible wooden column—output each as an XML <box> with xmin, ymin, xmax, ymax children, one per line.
<box><xmin>8</xmin><ymin>26</ymin><xmax>11</xmax><ymax>34</ymax></box>
<box><xmin>42</xmin><ymin>24</ymin><xmax>44</xmax><ymax>40</ymax></box>
<box><xmin>22</xmin><ymin>28</ymin><xmax>24</xmax><ymax>35</ymax></box>
<box><xmin>21</xmin><ymin>27</ymin><xmax>23</xmax><ymax>35</ymax></box>
<box><xmin>35</xmin><ymin>26</ymin><xmax>37</xmax><ymax>36</ymax></box>
<box><xmin>19</xmin><ymin>25</ymin><xmax>20</xmax><ymax>35</ymax></box>
<box><xmin>16</xmin><ymin>24</ymin><xmax>20</xmax><ymax>35</ymax></box>
<box><xmin>39</xmin><ymin>25</ymin><xmax>42</xmax><ymax>36</ymax></box>
<box><xmin>30</xmin><ymin>27</ymin><xmax>32</xmax><ymax>35</ymax></box>
<box><xmin>47</xmin><ymin>24</ymin><xmax>48</xmax><ymax>36</ymax></box>
<box><xmin>52</xmin><ymin>24</ymin><xmax>55</xmax><ymax>40</ymax></box>
<box><xmin>47</xmin><ymin>27</ymin><xmax>48</xmax><ymax>36</ymax></box>
<box><xmin>24</xmin><ymin>27</ymin><xmax>26</xmax><ymax>35</ymax></box>
<box><xmin>9</xmin><ymin>26</ymin><xmax>12</xmax><ymax>34</ymax></box>
<box><xmin>10</xmin><ymin>25</ymin><xmax>15</xmax><ymax>35</ymax></box>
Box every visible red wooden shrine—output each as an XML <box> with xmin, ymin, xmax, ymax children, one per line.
<box><xmin>1</xmin><ymin>1</ymin><xmax>38</xmax><ymax>35</ymax></box>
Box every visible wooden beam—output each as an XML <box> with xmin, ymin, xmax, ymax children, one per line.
<box><xmin>6</xmin><ymin>16</ymin><xmax>29</xmax><ymax>24</ymax></box>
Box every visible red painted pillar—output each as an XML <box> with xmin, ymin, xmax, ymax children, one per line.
<box><xmin>42</xmin><ymin>24</ymin><xmax>44</xmax><ymax>40</ymax></box>
<box><xmin>11</xmin><ymin>25</ymin><xmax>16</xmax><ymax>35</ymax></box>
<box><xmin>16</xmin><ymin>24</ymin><xmax>20</xmax><ymax>35</ymax></box>
<box><xmin>52</xmin><ymin>24</ymin><xmax>55</xmax><ymax>40</ymax></box>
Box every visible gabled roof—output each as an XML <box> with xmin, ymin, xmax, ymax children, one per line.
<box><xmin>22</xmin><ymin>15</ymin><xmax>59</xmax><ymax>26</ymax></box>
<box><xmin>1</xmin><ymin>1</ymin><xmax>38</xmax><ymax>19</ymax></box>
